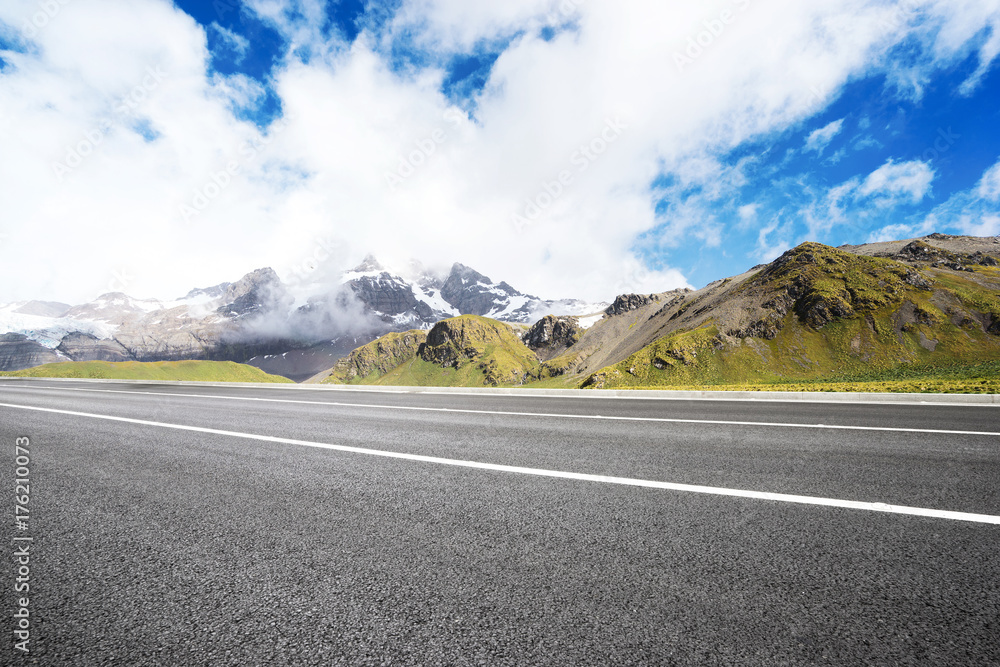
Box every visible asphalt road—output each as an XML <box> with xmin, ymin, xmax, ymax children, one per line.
<box><xmin>1</xmin><ymin>379</ymin><xmax>998</xmax><ymax>665</ymax></box>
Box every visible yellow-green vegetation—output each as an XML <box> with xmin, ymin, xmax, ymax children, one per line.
<box><xmin>0</xmin><ymin>360</ymin><xmax>294</xmax><ymax>382</ymax></box>
<box><xmin>604</xmin><ymin>359</ymin><xmax>1000</xmax><ymax>393</ymax></box>
<box><xmin>934</xmin><ymin>273</ymin><xmax>1000</xmax><ymax>323</ymax></box>
<box><xmin>585</xmin><ymin>243</ymin><xmax>1000</xmax><ymax>391</ymax></box>
<box><xmin>533</xmin><ymin>351</ymin><xmax>581</xmax><ymax>380</ymax></box>
<box><xmin>324</xmin><ymin>315</ymin><xmax>541</xmax><ymax>387</ymax></box>
<box><xmin>323</xmin><ymin>330</ymin><xmax>427</xmax><ymax>384</ymax></box>
<box><xmin>749</xmin><ymin>241</ymin><xmax>926</xmax><ymax>326</ymax></box>
<box><xmin>522</xmin><ymin>373</ymin><xmax>586</xmax><ymax>389</ymax></box>
<box><xmin>320</xmin><ymin>242</ymin><xmax>1000</xmax><ymax>393</ymax></box>
<box><xmin>611</xmin><ymin>379</ymin><xmax>999</xmax><ymax>394</ymax></box>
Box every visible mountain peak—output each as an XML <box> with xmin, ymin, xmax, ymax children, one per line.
<box><xmin>218</xmin><ymin>267</ymin><xmax>289</xmax><ymax>318</ymax></box>
<box><xmin>446</xmin><ymin>263</ymin><xmax>482</xmax><ymax>283</ymax></box>
<box><xmin>352</xmin><ymin>254</ymin><xmax>384</xmax><ymax>273</ymax></box>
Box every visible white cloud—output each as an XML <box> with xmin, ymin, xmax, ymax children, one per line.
<box><xmin>978</xmin><ymin>157</ymin><xmax>1000</xmax><ymax>201</ymax></box>
<box><xmin>210</xmin><ymin>22</ymin><xmax>251</xmax><ymax>62</ymax></box>
<box><xmin>942</xmin><ymin>157</ymin><xmax>1000</xmax><ymax>235</ymax></box>
<box><xmin>801</xmin><ymin>178</ymin><xmax>858</xmax><ymax>237</ymax></box>
<box><xmin>738</xmin><ymin>203</ymin><xmax>758</xmax><ymax>222</ymax></box>
<box><xmin>388</xmin><ymin>0</ymin><xmax>572</xmax><ymax>52</ymax></box>
<box><xmin>1</xmin><ymin>0</ymin><xmax>999</xmax><ymax>305</ymax></box>
<box><xmin>753</xmin><ymin>219</ymin><xmax>791</xmax><ymax>262</ymax></box>
<box><xmin>864</xmin><ymin>218</ymin><xmax>935</xmax><ymax>243</ymax></box>
<box><xmin>858</xmin><ymin>159</ymin><xmax>935</xmax><ymax>204</ymax></box>
<box><xmin>804</xmin><ymin>118</ymin><xmax>844</xmax><ymax>154</ymax></box>
<box><xmin>867</xmin><ymin>157</ymin><xmax>1000</xmax><ymax>240</ymax></box>
<box><xmin>798</xmin><ymin>158</ymin><xmax>935</xmax><ymax>239</ymax></box>
<box><xmin>959</xmin><ymin>22</ymin><xmax>1000</xmax><ymax>94</ymax></box>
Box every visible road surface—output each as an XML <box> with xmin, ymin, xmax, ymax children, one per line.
<box><xmin>1</xmin><ymin>379</ymin><xmax>998</xmax><ymax>665</ymax></box>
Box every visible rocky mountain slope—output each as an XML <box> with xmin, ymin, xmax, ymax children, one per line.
<box><xmin>324</xmin><ymin>315</ymin><xmax>544</xmax><ymax>387</ymax></box>
<box><xmin>0</xmin><ymin>255</ymin><xmax>605</xmax><ymax>379</ymax></box>
<box><xmin>580</xmin><ymin>236</ymin><xmax>1000</xmax><ymax>388</ymax></box>
<box><xmin>338</xmin><ymin>255</ymin><xmax>605</xmax><ymax>327</ymax></box>
<box><xmin>320</xmin><ymin>233</ymin><xmax>1000</xmax><ymax>389</ymax></box>
<box><xmin>0</xmin><ymin>333</ymin><xmax>68</xmax><ymax>370</ymax></box>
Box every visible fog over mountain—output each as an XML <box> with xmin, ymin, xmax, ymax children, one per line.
<box><xmin>0</xmin><ymin>255</ymin><xmax>608</xmax><ymax>381</ymax></box>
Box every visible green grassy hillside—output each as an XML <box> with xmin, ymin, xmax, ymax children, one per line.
<box><xmin>324</xmin><ymin>330</ymin><xmax>427</xmax><ymax>384</ymax></box>
<box><xmin>583</xmin><ymin>243</ymin><xmax>1000</xmax><ymax>390</ymax></box>
<box><xmin>0</xmin><ymin>360</ymin><xmax>294</xmax><ymax>383</ymax></box>
<box><xmin>317</xmin><ymin>241</ymin><xmax>1000</xmax><ymax>394</ymax></box>
<box><xmin>323</xmin><ymin>315</ymin><xmax>541</xmax><ymax>387</ymax></box>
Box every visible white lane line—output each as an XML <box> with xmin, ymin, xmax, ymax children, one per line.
<box><xmin>5</xmin><ymin>377</ymin><xmax>998</xmax><ymax>407</ymax></box>
<box><xmin>2</xmin><ymin>401</ymin><xmax>998</xmax><ymax>525</ymax></box>
<box><xmin>6</xmin><ymin>386</ymin><xmax>1000</xmax><ymax>437</ymax></box>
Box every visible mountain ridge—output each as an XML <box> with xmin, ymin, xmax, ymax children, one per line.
<box><xmin>0</xmin><ymin>255</ymin><xmax>607</xmax><ymax>380</ymax></box>
<box><xmin>319</xmin><ymin>233</ymin><xmax>1000</xmax><ymax>390</ymax></box>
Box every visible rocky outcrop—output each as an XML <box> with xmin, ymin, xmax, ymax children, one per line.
<box><xmin>419</xmin><ymin>315</ymin><xmax>539</xmax><ymax>385</ymax></box>
<box><xmin>581</xmin><ymin>369</ymin><xmax>621</xmax><ymax>389</ymax></box>
<box><xmin>522</xmin><ymin>315</ymin><xmax>582</xmax><ymax>361</ymax></box>
<box><xmin>440</xmin><ymin>264</ymin><xmax>534</xmax><ymax>318</ymax></box>
<box><xmin>112</xmin><ymin>330</ymin><xmax>212</xmax><ymax>362</ymax></box>
<box><xmin>326</xmin><ymin>330</ymin><xmax>427</xmax><ymax>382</ymax></box>
<box><xmin>183</xmin><ymin>283</ymin><xmax>230</xmax><ymax>300</ymax></box>
<box><xmin>342</xmin><ymin>257</ymin><xmax>605</xmax><ymax>326</ymax></box>
<box><xmin>605</xmin><ymin>294</ymin><xmax>657</xmax><ymax>316</ymax></box>
<box><xmin>64</xmin><ymin>293</ymin><xmax>151</xmax><ymax>326</ymax></box>
<box><xmin>420</xmin><ymin>316</ymin><xmax>485</xmax><ymax>368</ymax></box>
<box><xmin>217</xmin><ymin>268</ymin><xmax>291</xmax><ymax>318</ymax></box>
<box><xmin>751</xmin><ymin>243</ymin><xmax>931</xmax><ymax>330</ymax></box>
<box><xmin>889</xmin><ymin>240</ymin><xmax>997</xmax><ymax>272</ymax></box>
<box><xmin>347</xmin><ymin>273</ymin><xmax>435</xmax><ymax>322</ymax></box>
<box><xmin>353</xmin><ymin>254</ymin><xmax>384</xmax><ymax>273</ymax></box>
<box><xmin>0</xmin><ymin>333</ymin><xmax>66</xmax><ymax>371</ymax></box>
<box><xmin>56</xmin><ymin>332</ymin><xmax>132</xmax><ymax>362</ymax></box>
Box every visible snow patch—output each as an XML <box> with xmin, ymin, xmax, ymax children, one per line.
<box><xmin>577</xmin><ymin>313</ymin><xmax>605</xmax><ymax>329</ymax></box>
<box><xmin>0</xmin><ymin>303</ymin><xmax>119</xmax><ymax>348</ymax></box>
<box><xmin>414</xmin><ymin>285</ymin><xmax>459</xmax><ymax>317</ymax></box>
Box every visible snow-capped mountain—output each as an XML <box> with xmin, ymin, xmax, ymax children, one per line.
<box><xmin>339</xmin><ymin>255</ymin><xmax>607</xmax><ymax>327</ymax></box>
<box><xmin>0</xmin><ymin>301</ymin><xmax>118</xmax><ymax>349</ymax></box>
<box><xmin>0</xmin><ymin>256</ymin><xmax>608</xmax><ymax>378</ymax></box>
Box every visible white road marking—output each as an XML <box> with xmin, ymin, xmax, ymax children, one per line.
<box><xmin>3</xmin><ymin>376</ymin><xmax>999</xmax><ymax>406</ymax></box>
<box><xmin>6</xmin><ymin>385</ymin><xmax>1000</xmax><ymax>437</ymax></box>
<box><xmin>1</xmin><ymin>401</ymin><xmax>999</xmax><ymax>525</ymax></box>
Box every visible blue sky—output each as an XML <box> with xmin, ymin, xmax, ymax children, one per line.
<box><xmin>637</xmin><ymin>60</ymin><xmax>1000</xmax><ymax>285</ymax></box>
<box><xmin>1</xmin><ymin>0</ymin><xmax>999</xmax><ymax>303</ymax></box>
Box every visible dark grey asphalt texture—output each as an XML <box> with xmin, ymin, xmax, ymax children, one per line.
<box><xmin>1</xmin><ymin>379</ymin><xmax>998</xmax><ymax>665</ymax></box>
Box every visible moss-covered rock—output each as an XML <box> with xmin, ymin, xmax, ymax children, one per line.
<box><xmin>748</xmin><ymin>242</ymin><xmax>930</xmax><ymax>329</ymax></box>
<box><xmin>323</xmin><ymin>315</ymin><xmax>542</xmax><ymax>387</ymax></box>
<box><xmin>521</xmin><ymin>315</ymin><xmax>582</xmax><ymax>359</ymax></box>
<box><xmin>323</xmin><ymin>330</ymin><xmax>427</xmax><ymax>383</ymax></box>
<box><xmin>419</xmin><ymin>315</ymin><xmax>540</xmax><ymax>386</ymax></box>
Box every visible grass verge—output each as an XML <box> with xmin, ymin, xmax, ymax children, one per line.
<box><xmin>0</xmin><ymin>360</ymin><xmax>295</xmax><ymax>383</ymax></box>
